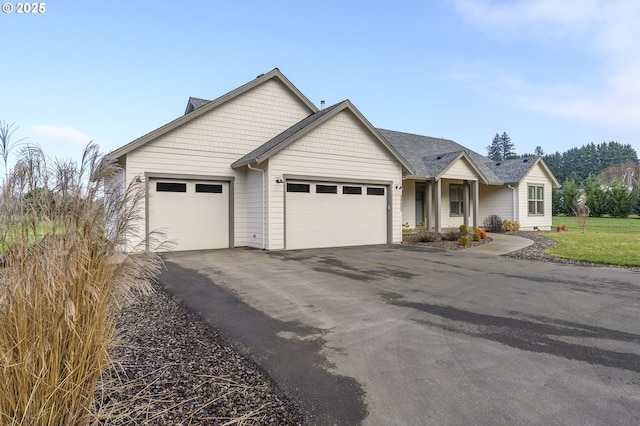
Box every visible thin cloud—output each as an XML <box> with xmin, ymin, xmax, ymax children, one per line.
<box><xmin>452</xmin><ymin>0</ymin><xmax>640</xmax><ymax>146</ymax></box>
<box><xmin>29</xmin><ymin>125</ymin><xmax>97</xmax><ymax>148</ymax></box>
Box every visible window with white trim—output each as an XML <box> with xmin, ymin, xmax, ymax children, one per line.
<box><xmin>528</xmin><ymin>185</ymin><xmax>544</xmax><ymax>215</ymax></box>
<box><xmin>449</xmin><ymin>184</ymin><xmax>464</xmax><ymax>216</ymax></box>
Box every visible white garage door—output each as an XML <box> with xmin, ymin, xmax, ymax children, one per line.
<box><xmin>149</xmin><ymin>179</ymin><xmax>229</xmax><ymax>251</ymax></box>
<box><xmin>286</xmin><ymin>181</ymin><xmax>388</xmax><ymax>250</ymax></box>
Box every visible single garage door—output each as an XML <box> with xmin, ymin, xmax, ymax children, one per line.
<box><xmin>285</xmin><ymin>181</ymin><xmax>388</xmax><ymax>249</ymax></box>
<box><xmin>149</xmin><ymin>179</ymin><xmax>229</xmax><ymax>251</ymax></box>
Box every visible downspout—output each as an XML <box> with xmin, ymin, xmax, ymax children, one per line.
<box><xmin>247</xmin><ymin>163</ymin><xmax>266</xmax><ymax>250</ymax></box>
<box><xmin>508</xmin><ymin>185</ymin><xmax>516</xmax><ymax>221</ymax></box>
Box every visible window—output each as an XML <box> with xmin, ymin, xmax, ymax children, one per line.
<box><xmin>343</xmin><ymin>186</ymin><xmax>362</xmax><ymax>195</ymax></box>
<box><xmin>287</xmin><ymin>183</ymin><xmax>310</xmax><ymax>193</ymax></box>
<box><xmin>157</xmin><ymin>182</ymin><xmax>186</xmax><ymax>192</ymax></box>
<box><xmin>316</xmin><ymin>184</ymin><xmax>337</xmax><ymax>194</ymax></box>
<box><xmin>528</xmin><ymin>185</ymin><xmax>544</xmax><ymax>215</ymax></box>
<box><xmin>196</xmin><ymin>183</ymin><xmax>222</xmax><ymax>193</ymax></box>
<box><xmin>367</xmin><ymin>187</ymin><xmax>385</xmax><ymax>196</ymax></box>
<box><xmin>449</xmin><ymin>184</ymin><xmax>464</xmax><ymax>216</ymax></box>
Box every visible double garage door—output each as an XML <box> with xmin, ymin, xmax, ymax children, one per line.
<box><xmin>148</xmin><ymin>179</ymin><xmax>229</xmax><ymax>251</ymax></box>
<box><xmin>286</xmin><ymin>181</ymin><xmax>389</xmax><ymax>250</ymax></box>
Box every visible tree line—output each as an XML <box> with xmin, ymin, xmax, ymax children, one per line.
<box><xmin>487</xmin><ymin>132</ymin><xmax>639</xmax><ymax>217</ymax></box>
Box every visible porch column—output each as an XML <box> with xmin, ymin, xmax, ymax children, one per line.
<box><xmin>463</xmin><ymin>180</ymin><xmax>469</xmax><ymax>230</ymax></box>
<box><xmin>472</xmin><ymin>180</ymin><xmax>479</xmax><ymax>229</ymax></box>
<box><xmin>425</xmin><ymin>181</ymin><xmax>432</xmax><ymax>231</ymax></box>
<box><xmin>434</xmin><ymin>179</ymin><xmax>441</xmax><ymax>232</ymax></box>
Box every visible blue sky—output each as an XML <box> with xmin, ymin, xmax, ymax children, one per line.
<box><xmin>2</xmin><ymin>0</ymin><xmax>639</xmax><ymax>168</ymax></box>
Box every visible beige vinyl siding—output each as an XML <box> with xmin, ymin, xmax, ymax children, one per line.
<box><xmin>401</xmin><ymin>179</ymin><xmax>416</xmax><ymax>228</ymax></box>
<box><xmin>517</xmin><ymin>164</ymin><xmax>554</xmax><ymax>230</ymax></box>
<box><xmin>124</xmin><ymin>148</ymin><xmax>245</xmax><ymax>249</ymax></box>
<box><xmin>149</xmin><ymin>79</ymin><xmax>312</xmax><ymax>156</ymax></box>
<box><xmin>122</xmin><ymin>78</ymin><xmax>312</xmax><ymax>250</ymax></box>
<box><xmin>440</xmin><ymin>158</ymin><xmax>478</xmax><ymax>180</ymax></box>
<box><xmin>267</xmin><ymin>110</ymin><xmax>403</xmax><ymax>249</ymax></box>
<box><xmin>245</xmin><ymin>165</ymin><xmax>266</xmax><ymax>249</ymax></box>
<box><xmin>478</xmin><ymin>184</ymin><xmax>514</xmax><ymax>224</ymax></box>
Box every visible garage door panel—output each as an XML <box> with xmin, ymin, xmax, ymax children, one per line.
<box><xmin>286</xmin><ymin>182</ymin><xmax>387</xmax><ymax>249</ymax></box>
<box><xmin>149</xmin><ymin>179</ymin><xmax>229</xmax><ymax>251</ymax></box>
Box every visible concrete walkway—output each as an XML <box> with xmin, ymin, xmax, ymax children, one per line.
<box><xmin>463</xmin><ymin>232</ymin><xmax>534</xmax><ymax>255</ymax></box>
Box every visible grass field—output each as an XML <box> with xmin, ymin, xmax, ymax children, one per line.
<box><xmin>546</xmin><ymin>216</ymin><xmax>640</xmax><ymax>267</ymax></box>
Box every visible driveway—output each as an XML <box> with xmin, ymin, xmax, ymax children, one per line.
<box><xmin>158</xmin><ymin>245</ymin><xmax>640</xmax><ymax>425</ymax></box>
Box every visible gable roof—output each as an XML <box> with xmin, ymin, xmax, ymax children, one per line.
<box><xmin>232</xmin><ymin>100</ymin><xmax>414</xmax><ymax>173</ymax></box>
<box><xmin>378</xmin><ymin>129</ymin><xmax>498</xmax><ymax>183</ymax></box>
<box><xmin>110</xmin><ymin>68</ymin><xmax>318</xmax><ymax>159</ymax></box>
<box><xmin>490</xmin><ymin>157</ymin><xmax>560</xmax><ymax>187</ymax></box>
<box><xmin>378</xmin><ymin>128</ymin><xmax>560</xmax><ymax>187</ymax></box>
<box><xmin>421</xmin><ymin>151</ymin><xmax>489</xmax><ymax>183</ymax></box>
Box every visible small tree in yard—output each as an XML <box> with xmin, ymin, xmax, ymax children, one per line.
<box><xmin>572</xmin><ymin>201</ymin><xmax>589</xmax><ymax>232</ymax></box>
<box><xmin>0</xmin><ymin>143</ymin><xmax>161</xmax><ymax>424</ymax></box>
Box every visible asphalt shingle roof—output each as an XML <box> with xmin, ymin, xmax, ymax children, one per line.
<box><xmin>487</xmin><ymin>156</ymin><xmax>539</xmax><ymax>184</ymax></box>
<box><xmin>377</xmin><ymin>128</ymin><xmax>541</xmax><ymax>185</ymax></box>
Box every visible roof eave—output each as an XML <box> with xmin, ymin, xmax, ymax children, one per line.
<box><xmin>514</xmin><ymin>158</ymin><xmax>561</xmax><ymax>188</ymax></box>
<box><xmin>434</xmin><ymin>152</ymin><xmax>489</xmax><ymax>184</ymax></box>
<box><xmin>110</xmin><ymin>68</ymin><xmax>318</xmax><ymax>159</ymax></box>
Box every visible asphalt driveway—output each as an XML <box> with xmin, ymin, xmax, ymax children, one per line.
<box><xmin>158</xmin><ymin>245</ymin><xmax>640</xmax><ymax>425</ymax></box>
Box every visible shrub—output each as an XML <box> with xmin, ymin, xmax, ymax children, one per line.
<box><xmin>416</xmin><ymin>231</ymin><xmax>440</xmax><ymax>242</ymax></box>
<box><xmin>458</xmin><ymin>235</ymin><xmax>469</xmax><ymax>246</ymax></box>
<box><xmin>483</xmin><ymin>214</ymin><xmax>504</xmax><ymax>233</ymax></box>
<box><xmin>459</xmin><ymin>224</ymin><xmax>468</xmax><ymax>234</ymax></box>
<box><xmin>441</xmin><ymin>230</ymin><xmax>460</xmax><ymax>241</ymax></box>
<box><xmin>472</xmin><ymin>231</ymin><xmax>481</xmax><ymax>242</ymax></box>
<box><xmin>502</xmin><ymin>219</ymin><xmax>520</xmax><ymax>232</ymax></box>
<box><xmin>0</xmin><ymin>144</ymin><xmax>161</xmax><ymax>424</ymax></box>
<box><xmin>474</xmin><ymin>228</ymin><xmax>487</xmax><ymax>239</ymax></box>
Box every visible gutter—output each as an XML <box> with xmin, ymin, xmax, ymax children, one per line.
<box><xmin>247</xmin><ymin>163</ymin><xmax>266</xmax><ymax>249</ymax></box>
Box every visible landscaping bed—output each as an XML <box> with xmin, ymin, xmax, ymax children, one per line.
<box><xmin>402</xmin><ymin>229</ymin><xmax>492</xmax><ymax>250</ymax></box>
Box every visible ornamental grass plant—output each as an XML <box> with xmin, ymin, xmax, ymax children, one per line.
<box><xmin>0</xmin><ymin>144</ymin><xmax>160</xmax><ymax>425</ymax></box>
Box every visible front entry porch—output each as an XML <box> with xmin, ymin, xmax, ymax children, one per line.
<box><xmin>408</xmin><ymin>178</ymin><xmax>479</xmax><ymax>232</ymax></box>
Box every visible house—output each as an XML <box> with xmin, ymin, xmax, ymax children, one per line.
<box><xmin>380</xmin><ymin>130</ymin><xmax>560</xmax><ymax>232</ymax></box>
<box><xmin>109</xmin><ymin>68</ymin><xmax>559</xmax><ymax>252</ymax></box>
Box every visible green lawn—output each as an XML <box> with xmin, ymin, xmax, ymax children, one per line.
<box><xmin>545</xmin><ymin>216</ymin><xmax>640</xmax><ymax>267</ymax></box>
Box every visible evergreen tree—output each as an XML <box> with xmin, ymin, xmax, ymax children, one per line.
<box><xmin>534</xmin><ymin>146</ymin><xmax>544</xmax><ymax>156</ymax></box>
<box><xmin>559</xmin><ymin>178</ymin><xmax>580</xmax><ymax>215</ymax></box>
<box><xmin>543</xmin><ymin>141</ymin><xmax>638</xmax><ymax>184</ymax></box>
<box><xmin>486</xmin><ymin>133</ymin><xmax>502</xmax><ymax>161</ymax></box>
<box><xmin>584</xmin><ymin>174</ymin><xmax>607</xmax><ymax>217</ymax></box>
<box><xmin>608</xmin><ymin>180</ymin><xmax>633</xmax><ymax>218</ymax></box>
<box><xmin>501</xmin><ymin>132</ymin><xmax>516</xmax><ymax>159</ymax></box>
